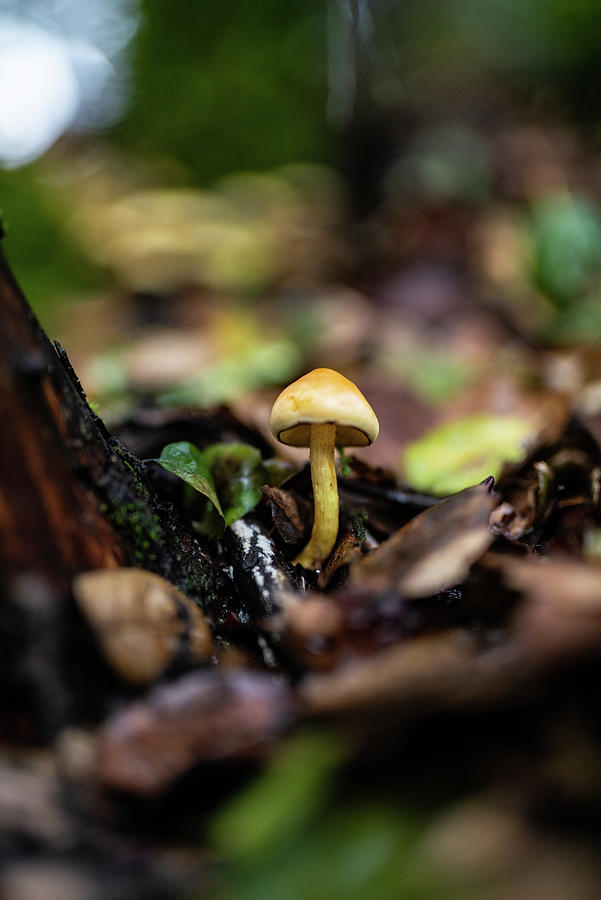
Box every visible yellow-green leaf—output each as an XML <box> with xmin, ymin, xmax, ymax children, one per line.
<box><xmin>402</xmin><ymin>414</ymin><xmax>533</xmax><ymax>495</ymax></box>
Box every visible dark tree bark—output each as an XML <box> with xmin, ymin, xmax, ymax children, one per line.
<box><xmin>0</xmin><ymin>245</ymin><xmax>233</xmax><ymax>736</ymax></box>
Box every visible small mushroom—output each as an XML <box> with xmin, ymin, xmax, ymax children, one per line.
<box><xmin>270</xmin><ymin>368</ymin><xmax>379</xmax><ymax>570</ymax></box>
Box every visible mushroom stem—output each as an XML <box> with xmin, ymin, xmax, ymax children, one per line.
<box><xmin>294</xmin><ymin>423</ymin><xmax>339</xmax><ymax>570</ymax></box>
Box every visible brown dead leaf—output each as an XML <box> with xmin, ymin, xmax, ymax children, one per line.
<box><xmin>417</xmin><ymin>793</ymin><xmax>601</xmax><ymax>900</ymax></box>
<box><xmin>95</xmin><ymin>669</ymin><xmax>295</xmax><ymax>793</ymax></box>
<box><xmin>487</xmin><ymin>554</ymin><xmax>601</xmax><ymax>663</ymax></box>
<box><xmin>497</xmin><ymin>555</ymin><xmax>601</xmax><ymax>614</ymax></box>
<box><xmin>489</xmin><ymin>500</ymin><xmax>534</xmax><ymax>541</ymax></box>
<box><xmin>300</xmin><ymin>561</ymin><xmax>601</xmax><ymax>716</ymax></box>
<box><xmin>300</xmin><ymin>629</ymin><xmax>528</xmax><ymax>716</ymax></box>
<box><xmin>351</xmin><ymin>482</ymin><xmax>497</xmax><ymax>598</ymax></box>
<box><xmin>261</xmin><ymin>484</ymin><xmax>312</xmax><ymax>544</ymax></box>
<box><xmin>318</xmin><ymin>533</ymin><xmax>364</xmax><ymax>588</ymax></box>
<box><xmin>72</xmin><ymin>568</ymin><xmax>213</xmax><ymax>685</ymax></box>
<box><xmin>347</xmin><ymin>456</ymin><xmax>397</xmax><ymax>486</ymax></box>
<box><xmin>0</xmin><ymin>760</ymin><xmax>74</xmax><ymax>848</ymax></box>
<box><xmin>491</xmin><ymin>421</ymin><xmax>600</xmax><ymax>547</ymax></box>
<box><xmin>273</xmin><ymin>590</ymin><xmax>344</xmax><ymax>670</ymax></box>
<box><xmin>491</xmin><ymin>460</ymin><xmax>555</xmax><ymax>544</ymax></box>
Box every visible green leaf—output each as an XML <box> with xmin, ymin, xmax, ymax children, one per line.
<box><xmin>211</xmin><ymin>730</ymin><xmax>346</xmax><ymax>859</ymax></box>
<box><xmin>156</xmin><ymin>440</ymin><xmax>297</xmax><ymax>536</ymax></box>
<box><xmin>403</xmin><ymin>414</ymin><xmax>533</xmax><ymax>495</ymax></box>
<box><xmin>529</xmin><ymin>193</ymin><xmax>601</xmax><ymax>309</ymax></box>
<box><xmin>155</xmin><ymin>441</ymin><xmax>225</xmax><ymax>536</ymax></box>
<box><xmin>208</xmin><ymin>729</ymin><xmax>451</xmax><ymax>900</ymax></box>
<box><xmin>203</xmin><ymin>443</ymin><xmax>268</xmax><ymax>527</ymax></box>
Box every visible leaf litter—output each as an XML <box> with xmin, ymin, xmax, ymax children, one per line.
<box><xmin>8</xmin><ymin>400</ymin><xmax>601</xmax><ymax>900</ymax></box>
<box><xmin>10</xmin><ymin>130</ymin><xmax>601</xmax><ymax>900</ymax></box>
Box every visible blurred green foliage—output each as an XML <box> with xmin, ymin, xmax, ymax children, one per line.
<box><xmin>403</xmin><ymin>414</ymin><xmax>533</xmax><ymax>495</ymax></box>
<box><xmin>529</xmin><ymin>193</ymin><xmax>601</xmax><ymax>310</ymax></box>
<box><xmin>211</xmin><ymin>730</ymin><xmax>345</xmax><ymax>859</ymax></box>
<box><xmin>119</xmin><ymin>0</ymin><xmax>329</xmax><ymax>184</ymax></box>
<box><xmin>382</xmin><ymin>346</ymin><xmax>474</xmax><ymax>406</ymax></box>
<box><xmin>372</xmin><ymin>0</ymin><xmax>601</xmax><ymax>111</ymax></box>
<box><xmin>0</xmin><ymin>166</ymin><xmax>101</xmax><ymax>323</ymax></box>
<box><xmin>208</xmin><ymin>730</ymin><xmax>452</xmax><ymax>900</ymax></box>
<box><xmin>4</xmin><ymin>0</ymin><xmax>601</xmax><ymax>331</ymax></box>
<box><xmin>158</xmin><ymin>339</ymin><xmax>301</xmax><ymax>408</ymax></box>
<box><xmin>385</xmin><ymin>124</ymin><xmax>491</xmax><ymax>206</ymax></box>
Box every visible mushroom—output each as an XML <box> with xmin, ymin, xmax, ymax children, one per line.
<box><xmin>270</xmin><ymin>368</ymin><xmax>379</xmax><ymax>570</ymax></box>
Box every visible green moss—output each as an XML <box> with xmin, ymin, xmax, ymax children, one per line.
<box><xmin>109</xmin><ymin>498</ymin><xmax>164</xmax><ymax>563</ymax></box>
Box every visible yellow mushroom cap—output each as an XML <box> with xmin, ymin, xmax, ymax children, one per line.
<box><xmin>269</xmin><ymin>368</ymin><xmax>379</xmax><ymax>447</ymax></box>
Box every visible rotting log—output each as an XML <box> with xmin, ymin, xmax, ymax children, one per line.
<box><xmin>0</xmin><ymin>245</ymin><xmax>232</xmax><ymax>612</ymax></box>
<box><xmin>0</xmin><ymin>244</ymin><xmax>232</xmax><ymax>735</ymax></box>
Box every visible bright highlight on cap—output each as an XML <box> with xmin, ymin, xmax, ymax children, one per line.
<box><xmin>270</xmin><ymin>367</ymin><xmax>379</xmax><ymax>448</ymax></box>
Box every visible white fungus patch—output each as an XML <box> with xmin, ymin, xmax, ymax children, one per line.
<box><xmin>230</xmin><ymin>519</ymin><xmax>288</xmax><ymax>602</ymax></box>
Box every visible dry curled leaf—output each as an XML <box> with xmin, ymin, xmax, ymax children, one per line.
<box><xmin>300</xmin><ymin>629</ymin><xmax>527</xmax><ymax>716</ymax></box>
<box><xmin>72</xmin><ymin>568</ymin><xmax>213</xmax><ymax>685</ymax></box>
<box><xmin>317</xmin><ymin>533</ymin><xmax>364</xmax><ymax>588</ymax></box>
<box><xmin>487</xmin><ymin>554</ymin><xmax>601</xmax><ymax>663</ymax></box>
<box><xmin>490</xmin><ymin>460</ymin><xmax>555</xmax><ymax>543</ymax></box>
<box><xmin>498</xmin><ymin>555</ymin><xmax>601</xmax><ymax>614</ymax></box>
<box><xmin>261</xmin><ymin>484</ymin><xmax>312</xmax><ymax>544</ymax></box>
<box><xmin>95</xmin><ymin>669</ymin><xmax>295</xmax><ymax>793</ymax></box>
<box><xmin>489</xmin><ymin>500</ymin><xmax>534</xmax><ymax>541</ymax></box>
<box><xmin>351</xmin><ymin>481</ymin><xmax>497</xmax><ymax>598</ymax></box>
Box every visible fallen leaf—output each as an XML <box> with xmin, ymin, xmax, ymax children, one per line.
<box><xmin>95</xmin><ymin>670</ymin><xmax>295</xmax><ymax>793</ymax></box>
<box><xmin>351</xmin><ymin>481</ymin><xmax>497</xmax><ymax>598</ymax></box>
<box><xmin>317</xmin><ymin>533</ymin><xmax>364</xmax><ymax>589</ymax></box>
<box><xmin>490</xmin><ymin>460</ymin><xmax>556</xmax><ymax>544</ymax></box>
<box><xmin>72</xmin><ymin>568</ymin><xmax>212</xmax><ymax>685</ymax></box>
<box><xmin>262</xmin><ymin>484</ymin><xmax>312</xmax><ymax>544</ymax></box>
<box><xmin>495</xmin><ymin>555</ymin><xmax>601</xmax><ymax>614</ymax></box>
<box><xmin>402</xmin><ymin>414</ymin><xmax>534</xmax><ymax>495</ymax></box>
<box><xmin>480</xmin><ymin>554</ymin><xmax>601</xmax><ymax>667</ymax></box>
<box><xmin>299</xmin><ymin>629</ymin><xmax>525</xmax><ymax>715</ymax></box>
